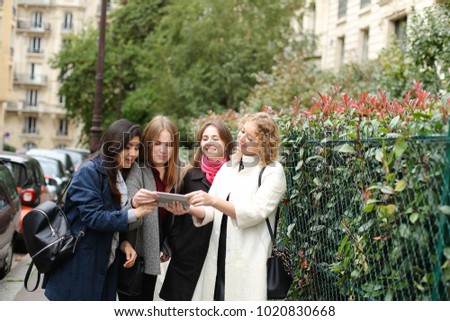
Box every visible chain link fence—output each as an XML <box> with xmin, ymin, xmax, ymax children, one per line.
<box><xmin>280</xmin><ymin>133</ymin><xmax>450</xmax><ymax>301</ymax></box>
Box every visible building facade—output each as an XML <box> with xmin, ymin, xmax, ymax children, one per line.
<box><xmin>0</xmin><ymin>0</ymin><xmax>108</xmax><ymax>152</ymax></box>
<box><xmin>0</xmin><ymin>0</ymin><xmax>16</xmax><ymax>151</ymax></box>
<box><xmin>306</xmin><ymin>0</ymin><xmax>441</xmax><ymax>71</ymax></box>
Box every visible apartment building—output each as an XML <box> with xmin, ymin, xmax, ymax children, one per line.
<box><xmin>305</xmin><ymin>0</ymin><xmax>441</xmax><ymax>71</ymax></box>
<box><xmin>0</xmin><ymin>0</ymin><xmax>108</xmax><ymax>152</ymax></box>
<box><xmin>0</xmin><ymin>0</ymin><xmax>16</xmax><ymax>151</ymax></box>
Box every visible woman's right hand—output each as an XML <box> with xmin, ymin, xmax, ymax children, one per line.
<box><xmin>132</xmin><ymin>189</ymin><xmax>158</xmax><ymax>208</ymax></box>
<box><xmin>134</xmin><ymin>203</ymin><xmax>157</xmax><ymax>219</ymax></box>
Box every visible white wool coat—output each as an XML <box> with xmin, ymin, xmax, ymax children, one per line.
<box><xmin>192</xmin><ymin>155</ymin><xmax>287</xmax><ymax>301</ymax></box>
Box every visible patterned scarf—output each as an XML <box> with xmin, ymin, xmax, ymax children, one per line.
<box><xmin>200</xmin><ymin>155</ymin><xmax>228</xmax><ymax>184</ymax></box>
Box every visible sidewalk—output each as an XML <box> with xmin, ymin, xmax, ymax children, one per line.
<box><xmin>0</xmin><ymin>254</ymin><xmax>46</xmax><ymax>301</ymax></box>
<box><xmin>0</xmin><ymin>254</ymin><xmax>167</xmax><ymax>301</ymax></box>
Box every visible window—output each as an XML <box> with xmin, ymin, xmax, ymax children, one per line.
<box><xmin>59</xmin><ymin>95</ymin><xmax>65</xmax><ymax>104</ymax></box>
<box><xmin>361</xmin><ymin>29</ymin><xmax>369</xmax><ymax>62</ymax></box>
<box><xmin>26</xmin><ymin>89</ymin><xmax>38</xmax><ymax>106</ymax></box>
<box><xmin>61</xmin><ymin>39</ymin><xmax>71</xmax><ymax>47</ymax></box>
<box><xmin>360</xmin><ymin>0</ymin><xmax>371</xmax><ymax>8</ymax></box>
<box><xmin>57</xmin><ymin>119</ymin><xmax>68</xmax><ymax>136</ymax></box>
<box><xmin>24</xmin><ymin>117</ymin><xmax>37</xmax><ymax>134</ymax></box>
<box><xmin>31</xmin><ymin>11</ymin><xmax>43</xmax><ymax>28</ymax></box>
<box><xmin>338</xmin><ymin>0</ymin><xmax>347</xmax><ymax>19</ymax></box>
<box><xmin>28</xmin><ymin>63</ymin><xmax>42</xmax><ymax>82</ymax></box>
<box><xmin>23</xmin><ymin>141</ymin><xmax>37</xmax><ymax>150</ymax></box>
<box><xmin>30</xmin><ymin>63</ymin><xmax>36</xmax><ymax>80</ymax></box>
<box><xmin>29</xmin><ymin>37</ymin><xmax>42</xmax><ymax>53</ymax></box>
<box><xmin>63</xmin><ymin>12</ymin><xmax>73</xmax><ymax>30</ymax></box>
<box><xmin>394</xmin><ymin>16</ymin><xmax>407</xmax><ymax>44</ymax></box>
<box><xmin>337</xmin><ymin>36</ymin><xmax>345</xmax><ymax>69</ymax></box>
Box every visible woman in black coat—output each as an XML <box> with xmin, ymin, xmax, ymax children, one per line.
<box><xmin>159</xmin><ymin>120</ymin><xmax>233</xmax><ymax>301</ymax></box>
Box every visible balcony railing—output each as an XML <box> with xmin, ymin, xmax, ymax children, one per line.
<box><xmin>27</xmin><ymin>47</ymin><xmax>44</xmax><ymax>54</ymax></box>
<box><xmin>22</xmin><ymin>128</ymin><xmax>40</xmax><ymax>135</ymax></box>
<box><xmin>23</xmin><ymin>104</ymin><xmax>40</xmax><ymax>111</ymax></box>
<box><xmin>61</xmin><ymin>23</ymin><xmax>73</xmax><ymax>32</ymax></box>
<box><xmin>56</xmin><ymin>130</ymin><xmax>68</xmax><ymax>136</ymax></box>
<box><xmin>18</xmin><ymin>0</ymin><xmax>52</xmax><ymax>5</ymax></box>
<box><xmin>5</xmin><ymin>102</ymin><xmax>19</xmax><ymax>111</ymax></box>
<box><xmin>14</xmin><ymin>74</ymin><xmax>48</xmax><ymax>86</ymax></box>
<box><xmin>17</xmin><ymin>20</ymin><xmax>51</xmax><ymax>33</ymax></box>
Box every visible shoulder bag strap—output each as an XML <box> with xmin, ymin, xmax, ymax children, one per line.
<box><xmin>258</xmin><ymin>167</ymin><xmax>280</xmax><ymax>247</ymax></box>
<box><xmin>24</xmin><ymin>262</ymin><xmax>40</xmax><ymax>292</ymax></box>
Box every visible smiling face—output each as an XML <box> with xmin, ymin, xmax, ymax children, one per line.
<box><xmin>151</xmin><ymin>129</ymin><xmax>174</xmax><ymax>167</ymax></box>
<box><xmin>201</xmin><ymin>125</ymin><xmax>227</xmax><ymax>161</ymax></box>
<box><xmin>237</xmin><ymin>121</ymin><xmax>261</xmax><ymax>156</ymax></box>
<box><xmin>115</xmin><ymin>135</ymin><xmax>140</xmax><ymax>170</ymax></box>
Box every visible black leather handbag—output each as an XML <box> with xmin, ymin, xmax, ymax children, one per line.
<box><xmin>117</xmin><ymin>225</ymin><xmax>145</xmax><ymax>297</ymax></box>
<box><xmin>266</xmin><ymin>236</ymin><xmax>294</xmax><ymax>300</ymax></box>
<box><xmin>117</xmin><ymin>254</ymin><xmax>145</xmax><ymax>297</ymax></box>
<box><xmin>258</xmin><ymin>167</ymin><xmax>294</xmax><ymax>300</ymax></box>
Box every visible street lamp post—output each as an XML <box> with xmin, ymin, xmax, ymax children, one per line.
<box><xmin>89</xmin><ymin>0</ymin><xmax>108</xmax><ymax>153</ymax></box>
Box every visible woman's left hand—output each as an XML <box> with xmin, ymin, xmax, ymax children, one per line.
<box><xmin>164</xmin><ymin>201</ymin><xmax>189</xmax><ymax>215</ymax></box>
<box><xmin>121</xmin><ymin>240</ymin><xmax>137</xmax><ymax>268</ymax></box>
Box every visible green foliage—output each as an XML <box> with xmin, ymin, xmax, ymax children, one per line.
<box><xmin>243</xmin><ymin>52</ymin><xmax>381</xmax><ymax>113</ymax></box>
<box><xmin>407</xmin><ymin>3</ymin><xmax>450</xmax><ymax>95</ymax></box>
<box><xmin>2</xmin><ymin>143</ymin><xmax>16</xmax><ymax>152</ymax></box>
<box><xmin>127</xmin><ymin>0</ymin><xmax>306</xmax><ymax>134</ymax></box>
<box><xmin>51</xmin><ymin>0</ymin><xmax>307</xmax><ymax>141</ymax></box>
<box><xmin>376</xmin><ymin>38</ymin><xmax>412</xmax><ymax>98</ymax></box>
<box><xmin>244</xmin><ymin>3</ymin><xmax>449</xmax><ymax>115</ymax></box>
<box><xmin>275</xmin><ymin>82</ymin><xmax>450</xmax><ymax>300</ymax></box>
<box><xmin>49</xmin><ymin>30</ymin><xmax>98</xmax><ymax>144</ymax></box>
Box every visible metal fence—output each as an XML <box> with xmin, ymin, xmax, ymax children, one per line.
<box><xmin>280</xmin><ymin>133</ymin><xmax>450</xmax><ymax>301</ymax></box>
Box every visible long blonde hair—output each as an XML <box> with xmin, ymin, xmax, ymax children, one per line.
<box><xmin>141</xmin><ymin>115</ymin><xmax>180</xmax><ymax>192</ymax></box>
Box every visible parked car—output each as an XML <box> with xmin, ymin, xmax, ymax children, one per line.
<box><xmin>0</xmin><ymin>164</ymin><xmax>21</xmax><ymax>279</ymax></box>
<box><xmin>26</xmin><ymin>149</ymin><xmax>75</xmax><ymax>177</ymax></box>
<box><xmin>32</xmin><ymin>156</ymin><xmax>70</xmax><ymax>201</ymax></box>
<box><xmin>53</xmin><ymin>148</ymin><xmax>87</xmax><ymax>171</ymax></box>
<box><xmin>0</xmin><ymin>152</ymin><xmax>52</xmax><ymax>252</ymax></box>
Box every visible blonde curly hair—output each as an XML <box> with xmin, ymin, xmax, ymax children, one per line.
<box><xmin>240</xmin><ymin>112</ymin><xmax>281</xmax><ymax>166</ymax></box>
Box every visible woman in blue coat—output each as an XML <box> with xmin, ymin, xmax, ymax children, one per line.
<box><xmin>43</xmin><ymin>119</ymin><xmax>157</xmax><ymax>301</ymax></box>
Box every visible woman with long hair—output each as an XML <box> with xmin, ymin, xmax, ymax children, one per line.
<box><xmin>167</xmin><ymin>112</ymin><xmax>286</xmax><ymax>300</ymax></box>
<box><xmin>43</xmin><ymin>119</ymin><xmax>156</xmax><ymax>300</ymax></box>
<box><xmin>160</xmin><ymin>120</ymin><xmax>233</xmax><ymax>300</ymax></box>
<box><xmin>120</xmin><ymin>115</ymin><xmax>180</xmax><ymax>301</ymax></box>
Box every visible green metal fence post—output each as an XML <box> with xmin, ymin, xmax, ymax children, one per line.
<box><xmin>433</xmin><ymin>118</ymin><xmax>450</xmax><ymax>300</ymax></box>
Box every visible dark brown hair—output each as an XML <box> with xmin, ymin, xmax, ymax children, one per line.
<box><xmin>92</xmin><ymin>119</ymin><xmax>142</xmax><ymax>204</ymax></box>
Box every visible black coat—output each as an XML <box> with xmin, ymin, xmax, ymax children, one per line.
<box><xmin>159</xmin><ymin>168</ymin><xmax>212</xmax><ymax>301</ymax></box>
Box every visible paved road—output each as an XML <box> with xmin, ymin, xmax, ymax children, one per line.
<box><xmin>0</xmin><ymin>253</ymin><xmax>167</xmax><ymax>301</ymax></box>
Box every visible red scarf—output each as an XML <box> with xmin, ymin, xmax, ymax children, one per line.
<box><xmin>200</xmin><ymin>155</ymin><xmax>227</xmax><ymax>184</ymax></box>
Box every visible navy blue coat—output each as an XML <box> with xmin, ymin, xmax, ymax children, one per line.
<box><xmin>43</xmin><ymin>157</ymin><xmax>129</xmax><ymax>301</ymax></box>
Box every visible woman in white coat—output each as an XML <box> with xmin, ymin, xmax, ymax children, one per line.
<box><xmin>167</xmin><ymin>112</ymin><xmax>286</xmax><ymax>300</ymax></box>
